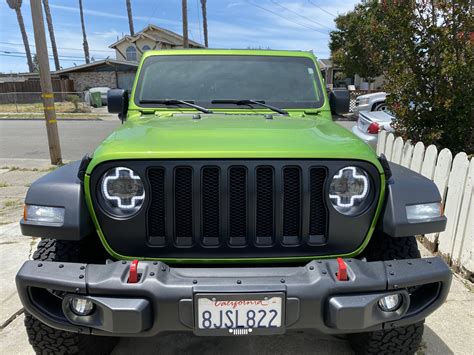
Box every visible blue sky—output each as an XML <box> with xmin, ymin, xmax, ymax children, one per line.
<box><xmin>0</xmin><ymin>0</ymin><xmax>360</xmax><ymax>73</ymax></box>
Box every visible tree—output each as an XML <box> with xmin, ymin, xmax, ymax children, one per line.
<box><xmin>330</xmin><ymin>0</ymin><xmax>473</xmax><ymax>154</ymax></box>
<box><xmin>32</xmin><ymin>54</ymin><xmax>39</xmax><ymax>72</ymax></box>
<box><xmin>42</xmin><ymin>0</ymin><xmax>60</xmax><ymax>71</ymax></box>
<box><xmin>182</xmin><ymin>0</ymin><xmax>188</xmax><ymax>48</ymax></box>
<box><xmin>78</xmin><ymin>0</ymin><xmax>90</xmax><ymax>64</ymax></box>
<box><xmin>6</xmin><ymin>0</ymin><xmax>34</xmax><ymax>72</ymax></box>
<box><xmin>200</xmin><ymin>0</ymin><xmax>208</xmax><ymax>47</ymax></box>
<box><xmin>329</xmin><ymin>1</ymin><xmax>387</xmax><ymax>86</ymax></box>
<box><xmin>126</xmin><ymin>0</ymin><xmax>134</xmax><ymax>36</ymax></box>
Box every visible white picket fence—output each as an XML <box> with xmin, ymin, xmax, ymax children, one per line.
<box><xmin>377</xmin><ymin>131</ymin><xmax>473</xmax><ymax>277</ymax></box>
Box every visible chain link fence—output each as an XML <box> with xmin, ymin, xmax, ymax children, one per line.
<box><xmin>0</xmin><ymin>92</ymin><xmax>92</xmax><ymax>113</ymax></box>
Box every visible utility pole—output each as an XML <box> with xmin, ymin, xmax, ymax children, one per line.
<box><xmin>30</xmin><ymin>0</ymin><xmax>62</xmax><ymax>165</ymax></box>
<box><xmin>182</xmin><ymin>0</ymin><xmax>189</xmax><ymax>48</ymax></box>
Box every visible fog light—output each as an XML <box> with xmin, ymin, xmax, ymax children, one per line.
<box><xmin>378</xmin><ymin>294</ymin><xmax>402</xmax><ymax>312</ymax></box>
<box><xmin>70</xmin><ymin>298</ymin><xmax>94</xmax><ymax>316</ymax></box>
<box><xmin>406</xmin><ymin>203</ymin><xmax>441</xmax><ymax>222</ymax></box>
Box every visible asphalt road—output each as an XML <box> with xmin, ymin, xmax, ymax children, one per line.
<box><xmin>0</xmin><ymin>119</ymin><xmax>355</xmax><ymax>161</ymax></box>
<box><xmin>0</xmin><ymin>119</ymin><xmax>120</xmax><ymax>161</ymax></box>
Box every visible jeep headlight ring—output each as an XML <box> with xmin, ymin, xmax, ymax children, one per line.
<box><xmin>329</xmin><ymin>166</ymin><xmax>370</xmax><ymax>216</ymax></box>
<box><xmin>99</xmin><ymin>167</ymin><xmax>145</xmax><ymax>217</ymax></box>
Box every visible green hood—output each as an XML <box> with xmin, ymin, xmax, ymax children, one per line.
<box><xmin>87</xmin><ymin>113</ymin><xmax>381</xmax><ymax>173</ymax></box>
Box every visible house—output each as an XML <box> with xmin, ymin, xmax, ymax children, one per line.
<box><xmin>53</xmin><ymin>59</ymin><xmax>138</xmax><ymax>92</ymax></box>
<box><xmin>110</xmin><ymin>24</ymin><xmax>204</xmax><ymax>62</ymax></box>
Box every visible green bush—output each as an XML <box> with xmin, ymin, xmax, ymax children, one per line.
<box><xmin>65</xmin><ymin>94</ymin><xmax>81</xmax><ymax>112</ymax></box>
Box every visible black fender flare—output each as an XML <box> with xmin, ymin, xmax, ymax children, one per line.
<box><xmin>20</xmin><ymin>161</ymin><xmax>93</xmax><ymax>240</ymax></box>
<box><xmin>379</xmin><ymin>162</ymin><xmax>447</xmax><ymax>237</ymax></box>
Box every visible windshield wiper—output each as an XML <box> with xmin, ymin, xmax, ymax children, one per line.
<box><xmin>139</xmin><ymin>99</ymin><xmax>213</xmax><ymax>114</ymax></box>
<box><xmin>211</xmin><ymin>99</ymin><xmax>289</xmax><ymax>116</ymax></box>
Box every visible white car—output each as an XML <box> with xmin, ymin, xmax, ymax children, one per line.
<box><xmin>354</xmin><ymin>92</ymin><xmax>387</xmax><ymax>112</ymax></box>
<box><xmin>352</xmin><ymin>110</ymin><xmax>395</xmax><ymax>148</ymax></box>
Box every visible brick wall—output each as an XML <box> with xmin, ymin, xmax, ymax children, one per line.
<box><xmin>68</xmin><ymin>72</ymin><xmax>116</xmax><ymax>92</ymax></box>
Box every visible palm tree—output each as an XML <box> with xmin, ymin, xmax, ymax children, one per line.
<box><xmin>78</xmin><ymin>0</ymin><xmax>90</xmax><ymax>64</ymax></box>
<box><xmin>6</xmin><ymin>0</ymin><xmax>34</xmax><ymax>72</ymax></box>
<box><xmin>42</xmin><ymin>0</ymin><xmax>60</xmax><ymax>70</ymax></box>
<box><xmin>182</xmin><ymin>0</ymin><xmax>188</xmax><ymax>48</ymax></box>
<box><xmin>126</xmin><ymin>0</ymin><xmax>134</xmax><ymax>35</ymax></box>
<box><xmin>200</xmin><ymin>0</ymin><xmax>208</xmax><ymax>47</ymax></box>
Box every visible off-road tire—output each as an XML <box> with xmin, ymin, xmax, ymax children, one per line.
<box><xmin>348</xmin><ymin>233</ymin><xmax>424</xmax><ymax>355</ymax></box>
<box><xmin>24</xmin><ymin>238</ymin><xmax>118</xmax><ymax>355</ymax></box>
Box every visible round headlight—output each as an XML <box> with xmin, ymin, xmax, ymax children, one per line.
<box><xmin>100</xmin><ymin>167</ymin><xmax>145</xmax><ymax>217</ymax></box>
<box><xmin>329</xmin><ymin>166</ymin><xmax>370</xmax><ymax>215</ymax></box>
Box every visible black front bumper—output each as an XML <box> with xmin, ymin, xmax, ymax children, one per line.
<box><xmin>16</xmin><ymin>257</ymin><xmax>452</xmax><ymax>337</ymax></box>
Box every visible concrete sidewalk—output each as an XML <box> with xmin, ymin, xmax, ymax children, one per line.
<box><xmin>0</xmin><ymin>159</ymin><xmax>472</xmax><ymax>354</ymax></box>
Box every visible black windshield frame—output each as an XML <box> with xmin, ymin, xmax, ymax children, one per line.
<box><xmin>133</xmin><ymin>55</ymin><xmax>325</xmax><ymax>110</ymax></box>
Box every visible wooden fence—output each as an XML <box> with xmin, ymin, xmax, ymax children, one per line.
<box><xmin>377</xmin><ymin>131</ymin><xmax>473</xmax><ymax>278</ymax></box>
<box><xmin>0</xmin><ymin>79</ymin><xmax>75</xmax><ymax>104</ymax></box>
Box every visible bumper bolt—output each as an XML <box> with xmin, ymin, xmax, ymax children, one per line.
<box><xmin>153</xmin><ymin>261</ymin><xmax>158</xmax><ymax>265</ymax></box>
<box><xmin>122</xmin><ymin>261</ymin><xmax>126</xmax><ymax>264</ymax></box>
<box><xmin>322</xmin><ymin>270</ymin><xmax>327</xmax><ymax>275</ymax></box>
<box><xmin>79</xmin><ymin>275</ymin><xmax>84</xmax><ymax>279</ymax></box>
<box><xmin>193</xmin><ymin>280</ymin><xmax>198</xmax><ymax>284</ymax></box>
<box><xmin>389</xmin><ymin>272</ymin><xmax>395</xmax><ymax>276</ymax></box>
<box><xmin>80</xmin><ymin>266</ymin><xmax>85</xmax><ymax>270</ymax></box>
<box><xmin>237</xmin><ymin>280</ymin><xmax>242</xmax><ymax>284</ymax></box>
<box><xmin>309</xmin><ymin>266</ymin><xmax>314</xmax><ymax>270</ymax></box>
<box><xmin>280</xmin><ymin>279</ymin><xmax>285</xmax><ymax>283</ymax></box>
<box><xmin>59</xmin><ymin>264</ymin><xmax>64</xmax><ymax>268</ymax></box>
<box><xmin>37</xmin><ymin>263</ymin><xmax>43</xmax><ymax>267</ymax></box>
<box><xmin>161</xmin><ymin>267</ymin><xmax>166</xmax><ymax>272</ymax></box>
<box><xmin>150</xmin><ymin>272</ymin><xmax>155</xmax><ymax>276</ymax></box>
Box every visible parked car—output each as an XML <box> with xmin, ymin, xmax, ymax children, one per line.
<box><xmin>352</xmin><ymin>110</ymin><xmax>395</xmax><ymax>148</ymax></box>
<box><xmin>17</xmin><ymin>50</ymin><xmax>450</xmax><ymax>355</ymax></box>
<box><xmin>354</xmin><ymin>91</ymin><xmax>387</xmax><ymax>112</ymax></box>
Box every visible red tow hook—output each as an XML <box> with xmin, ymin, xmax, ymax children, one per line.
<box><xmin>336</xmin><ymin>257</ymin><xmax>348</xmax><ymax>281</ymax></box>
<box><xmin>128</xmin><ymin>259</ymin><xmax>139</xmax><ymax>283</ymax></box>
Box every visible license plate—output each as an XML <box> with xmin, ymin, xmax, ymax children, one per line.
<box><xmin>194</xmin><ymin>293</ymin><xmax>285</xmax><ymax>336</ymax></box>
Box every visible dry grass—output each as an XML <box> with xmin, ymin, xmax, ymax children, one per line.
<box><xmin>0</xmin><ymin>102</ymin><xmax>91</xmax><ymax>113</ymax></box>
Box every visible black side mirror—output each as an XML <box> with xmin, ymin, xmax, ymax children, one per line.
<box><xmin>329</xmin><ymin>89</ymin><xmax>350</xmax><ymax>115</ymax></box>
<box><xmin>107</xmin><ymin>89</ymin><xmax>129</xmax><ymax>122</ymax></box>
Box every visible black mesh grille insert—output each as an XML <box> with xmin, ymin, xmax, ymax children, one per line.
<box><xmin>174</xmin><ymin>167</ymin><xmax>193</xmax><ymax>245</ymax></box>
<box><xmin>255</xmin><ymin>167</ymin><xmax>274</xmax><ymax>244</ymax></box>
<box><xmin>148</xmin><ymin>168</ymin><xmax>165</xmax><ymax>243</ymax></box>
<box><xmin>228</xmin><ymin>167</ymin><xmax>247</xmax><ymax>245</ymax></box>
<box><xmin>309</xmin><ymin>168</ymin><xmax>327</xmax><ymax>240</ymax></box>
<box><xmin>201</xmin><ymin>167</ymin><xmax>220</xmax><ymax>245</ymax></box>
<box><xmin>283</xmin><ymin>167</ymin><xmax>301</xmax><ymax>240</ymax></box>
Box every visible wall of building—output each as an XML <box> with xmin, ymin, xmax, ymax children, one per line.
<box><xmin>68</xmin><ymin>71</ymin><xmax>116</xmax><ymax>92</ymax></box>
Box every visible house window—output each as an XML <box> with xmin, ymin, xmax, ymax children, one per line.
<box><xmin>126</xmin><ymin>46</ymin><xmax>137</xmax><ymax>61</ymax></box>
<box><xmin>142</xmin><ymin>45</ymin><xmax>151</xmax><ymax>52</ymax></box>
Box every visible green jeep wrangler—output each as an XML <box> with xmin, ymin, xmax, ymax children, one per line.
<box><xmin>17</xmin><ymin>50</ymin><xmax>451</xmax><ymax>355</ymax></box>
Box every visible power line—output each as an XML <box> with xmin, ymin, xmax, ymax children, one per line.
<box><xmin>0</xmin><ymin>50</ymin><xmax>107</xmax><ymax>60</ymax></box>
<box><xmin>0</xmin><ymin>52</ymin><xmax>84</xmax><ymax>62</ymax></box>
<box><xmin>245</xmin><ymin>1</ymin><xmax>329</xmax><ymax>35</ymax></box>
<box><xmin>307</xmin><ymin>0</ymin><xmax>336</xmax><ymax>18</ymax></box>
<box><xmin>269</xmin><ymin>0</ymin><xmax>332</xmax><ymax>30</ymax></box>
<box><xmin>0</xmin><ymin>41</ymin><xmax>115</xmax><ymax>54</ymax></box>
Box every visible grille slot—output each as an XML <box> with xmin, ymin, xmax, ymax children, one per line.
<box><xmin>174</xmin><ymin>167</ymin><xmax>193</xmax><ymax>246</ymax></box>
<box><xmin>282</xmin><ymin>167</ymin><xmax>302</xmax><ymax>245</ymax></box>
<box><xmin>228</xmin><ymin>167</ymin><xmax>247</xmax><ymax>246</ymax></box>
<box><xmin>201</xmin><ymin>167</ymin><xmax>220</xmax><ymax>246</ymax></box>
<box><xmin>148</xmin><ymin>168</ymin><xmax>166</xmax><ymax>245</ymax></box>
<box><xmin>309</xmin><ymin>168</ymin><xmax>327</xmax><ymax>245</ymax></box>
<box><xmin>255</xmin><ymin>167</ymin><xmax>275</xmax><ymax>245</ymax></box>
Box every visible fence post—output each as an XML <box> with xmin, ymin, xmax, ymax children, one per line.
<box><xmin>410</xmin><ymin>142</ymin><xmax>425</xmax><ymax>173</ymax></box>
<box><xmin>401</xmin><ymin>140</ymin><xmax>414</xmax><ymax>168</ymax></box>
<box><xmin>421</xmin><ymin>145</ymin><xmax>438</xmax><ymax>179</ymax></box>
<box><xmin>385</xmin><ymin>133</ymin><xmax>395</xmax><ymax>161</ymax></box>
<box><xmin>376</xmin><ymin>130</ymin><xmax>387</xmax><ymax>156</ymax></box>
<box><xmin>438</xmin><ymin>152</ymin><xmax>470</xmax><ymax>260</ymax></box>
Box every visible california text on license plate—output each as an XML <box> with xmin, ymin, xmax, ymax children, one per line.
<box><xmin>194</xmin><ymin>293</ymin><xmax>285</xmax><ymax>336</ymax></box>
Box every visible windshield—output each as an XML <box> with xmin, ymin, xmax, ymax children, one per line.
<box><xmin>134</xmin><ymin>55</ymin><xmax>324</xmax><ymax>109</ymax></box>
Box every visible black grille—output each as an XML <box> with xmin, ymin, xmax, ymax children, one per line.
<box><xmin>147</xmin><ymin>163</ymin><xmax>327</xmax><ymax>250</ymax></box>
